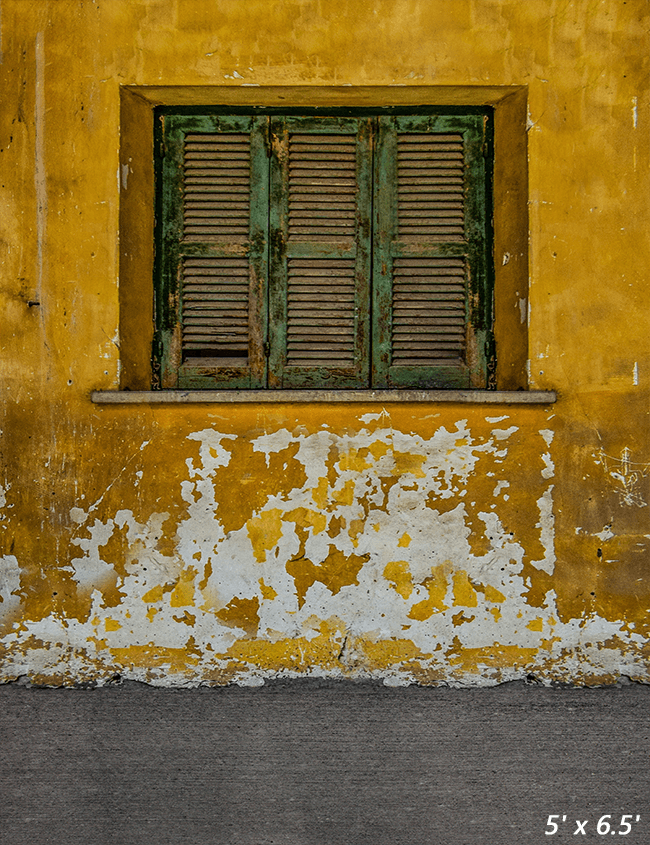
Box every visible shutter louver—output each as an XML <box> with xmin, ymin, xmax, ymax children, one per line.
<box><xmin>391</xmin><ymin>257</ymin><xmax>466</xmax><ymax>365</ymax></box>
<box><xmin>397</xmin><ymin>134</ymin><xmax>465</xmax><ymax>241</ymax></box>
<box><xmin>285</xmin><ymin>133</ymin><xmax>357</xmax><ymax>369</ymax></box>
<box><xmin>181</xmin><ymin>133</ymin><xmax>250</xmax><ymax>364</ymax></box>
<box><xmin>181</xmin><ymin>256</ymin><xmax>249</xmax><ymax>362</ymax></box>
<box><xmin>269</xmin><ymin>118</ymin><xmax>372</xmax><ymax>389</ymax></box>
<box><xmin>157</xmin><ymin>114</ymin><xmax>269</xmax><ymax>389</ymax></box>
<box><xmin>373</xmin><ymin>115</ymin><xmax>490</xmax><ymax>389</ymax></box>
<box><xmin>183</xmin><ymin>134</ymin><xmax>250</xmax><ymax>240</ymax></box>
<box><xmin>287</xmin><ymin>258</ymin><xmax>356</xmax><ymax>367</ymax></box>
<box><xmin>287</xmin><ymin>134</ymin><xmax>357</xmax><ymax>241</ymax></box>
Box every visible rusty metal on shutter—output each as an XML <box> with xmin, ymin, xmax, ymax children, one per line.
<box><xmin>181</xmin><ymin>134</ymin><xmax>250</xmax><ymax>362</ymax></box>
<box><xmin>286</xmin><ymin>134</ymin><xmax>357</xmax><ymax>368</ymax></box>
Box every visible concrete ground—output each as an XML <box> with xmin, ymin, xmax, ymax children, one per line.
<box><xmin>0</xmin><ymin>679</ymin><xmax>648</xmax><ymax>845</ymax></box>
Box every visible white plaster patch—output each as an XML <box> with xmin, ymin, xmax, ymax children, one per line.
<box><xmin>539</xmin><ymin>429</ymin><xmax>554</xmax><ymax>447</ymax></box>
<box><xmin>491</xmin><ymin>426</ymin><xmax>518</xmax><ymax>441</ymax></box>
<box><xmin>2</xmin><ymin>418</ymin><xmax>647</xmax><ymax>687</ymax></box>
<box><xmin>530</xmin><ymin>487</ymin><xmax>556</xmax><ymax>574</ymax></box>
<box><xmin>70</xmin><ymin>518</ymin><xmax>121</xmax><ymax>592</ymax></box>
<box><xmin>518</xmin><ymin>297</ymin><xmax>527</xmax><ymax>324</ymax></box>
<box><xmin>0</xmin><ymin>555</ymin><xmax>22</xmax><ymax>618</ymax></box>
<box><xmin>541</xmin><ymin>453</ymin><xmax>555</xmax><ymax>480</ymax></box>
<box><xmin>358</xmin><ymin>412</ymin><xmax>387</xmax><ymax>423</ymax></box>
<box><xmin>539</xmin><ymin>429</ymin><xmax>555</xmax><ymax>480</ymax></box>
<box><xmin>493</xmin><ymin>480</ymin><xmax>510</xmax><ymax>498</ymax></box>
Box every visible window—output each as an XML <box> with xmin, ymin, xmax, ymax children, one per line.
<box><xmin>153</xmin><ymin>108</ymin><xmax>493</xmax><ymax>391</ymax></box>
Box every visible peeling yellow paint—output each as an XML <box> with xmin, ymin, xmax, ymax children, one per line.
<box><xmin>0</xmin><ymin>0</ymin><xmax>648</xmax><ymax>688</ymax></box>
<box><xmin>368</xmin><ymin>440</ymin><xmax>390</xmax><ymax>460</ymax></box>
<box><xmin>384</xmin><ymin>561</ymin><xmax>413</xmax><ymax>599</ymax></box>
<box><xmin>247</xmin><ymin>508</ymin><xmax>284</xmax><ymax>563</ymax></box>
<box><xmin>391</xmin><ymin>452</ymin><xmax>427</xmax><ymax>478</ymax></box>
<box><xmin>452</xmin><ymin>571</ymin><xmax>478</xmax><ymax>608</ymax></box>
<box><xmin>408</xmin><ymin>565</ymin><xmax>451</xmax><ymax>620</ymax></box>
<box><xmin>347</xmin><ymin>518</ymin><xmax>365</xmax><ymax>547</ymax></box>
<box><xmin>142</xmin><ymin>585</ymin><xmax>164</xmax><ymax>603</ymax></box>
<box><xmin>338</xmin><ymin>447</ymin><xmax>373</xmax><ymax>471</ymax></box>
<box><xmin>216</xmin><ymin>596</ymin><xmax>260</xmax><ymax>635</ymax></box>
<box><xmin>284</xmin><ymin>507</ymin><xmax>327</xmax><ymax>535</ymax></box>
<box><xmin>483</xmin><ymin>585</ymin><xmax>506</xmax><ymax>604</ymax></box>
<box><xmin>447</xmin><ymin>643</ymin><xmax>538</xmax><ymax>671</ymax></box>
<box><xmin>286</xmin><ymin>546</ymin><xmax>369</xmax><ymax>609</ymax></box>
<box><xmin>169</xmin><ymin>568</ymin><xmax>198</xmax><ymax>608</ymax></box>
<box><xmin>110</xmin><ymin>642</ymin><xmax>202</xmax><ymax>672</ymax></box>
<box><xmin>258</xmin><ymin>578</ymin><xmax>278</xmax><ymax>601</ymax></box>
<box><xmin>310</xmin><ymin>477</ymin><xmax>330</xmax><ymax>510</ymax></box>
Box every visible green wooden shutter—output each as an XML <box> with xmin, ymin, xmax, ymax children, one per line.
<box><xmin>372</xmin><ymin>114</ymin><xmax>492</xmax><ymax>389</ymax></box>
<box><xmin>267</xmin><ymin>116</ymin><xmax>373</xmax><ymax>389</ymax></box>
<box><xmin>156</xmin><ymin>114</ymin><xmax>269</xmax><ymax>389</ymax></box>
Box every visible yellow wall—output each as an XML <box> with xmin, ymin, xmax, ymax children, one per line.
<box><xmin>1</xmin><ymin>0</ymin><xmax>648</xmax><ymax>686</ymax></box>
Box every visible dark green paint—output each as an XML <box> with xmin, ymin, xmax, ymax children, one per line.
<box><xmin>153</xmin><ymin>107</ymin><xmax>494</xmax><ymax>390</ymax></box>
<box><xmin>372</xmin><ymin>114</ymin><xmax>492</xmax><ymax>390</ymax></box>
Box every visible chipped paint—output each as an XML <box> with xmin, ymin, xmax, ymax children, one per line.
<box><xmin>1</xmin><ymin>0</ymin><xmax>649</xmax><ymax>687</ymax></box>
<box><xmin>1</xmin><ymin>413</ymin><xmax>648</xmax><ymax>687</ymax></box>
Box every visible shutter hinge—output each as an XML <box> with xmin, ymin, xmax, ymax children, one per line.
<box><xmin>264</xmin><ymin>120</ymin><xmax>272</xmax><ymax>158</ymax></box>
<box><xmin>263</xmin><ymin>341</ymin><xmax>271</xmax><ymax>358</ymax></box>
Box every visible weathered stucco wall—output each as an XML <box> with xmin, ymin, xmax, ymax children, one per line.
<box><xmin>1</xmin><ymin>0</ymin><xmax>649</xmax><ymax>686</ymax></box>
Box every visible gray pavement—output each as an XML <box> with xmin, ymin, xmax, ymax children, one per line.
<box><xmin>0</xmin><ymin>679</ymin><xmax>648</xmax><ymax>845</ymax></box>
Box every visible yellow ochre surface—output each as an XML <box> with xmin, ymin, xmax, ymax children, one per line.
<box><xmin>0</xmin><ymin>0</ymin><xmax>648</xmax><ymax>686</ymax></box>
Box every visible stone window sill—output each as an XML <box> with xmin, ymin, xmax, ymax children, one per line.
<box><xmin>91</xmin><ymin>389</ymin><xmax>557</xmax><ymax>405</ymax></box>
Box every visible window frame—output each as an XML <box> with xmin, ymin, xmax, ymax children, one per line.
<box><xmin>152</xmin><ymin>104</ymin><xmax>495</xmax><ymax>392</ymax></box>
<box><xmin>115</xmin><ymin>86</ymin><xmax>532</xmax><ymax>397</ymax></box>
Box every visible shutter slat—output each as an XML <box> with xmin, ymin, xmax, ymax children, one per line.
<box><xmin>285</xmin><ymin>253</ymin><xmax>357</xmax><ymax>367</ymax></box>
<box><xmin>184</xmin><ymin>209</ymin><xmax>253</xmax><ymax>218</ymax></box>
<box><xmin>391</xmin><ymin>255</ymin><xmax>467</xmax><ymax>364</ymax></box>
<box><xmin>287</xmin><ymin>133</ymin><xmax>359</xmax><ymax>243</ymax></box>
<box><xmin>180</xmin><ymin>256</ymin><xmax>250</xmax><ymax>358</ymax></box>
<box><xmin>158</xmin><ymin>116</ymin><xmax>268</xmax><ymax>388</ymax></box>
<box><xmin>184</xmin><ymin>293</ymin><xmax>249</xmax><ymax>300</ymax></box>
<box><xmin>375</xmin><ymin>120</ymin><xmax>472</xmax><ymax>379</ymax></box>
<box><xmin>396</xmin><ymin>131</ymin><xmax>465</xmax><ymax>243</ymax></box>
<box><xmin>183</xmin><ymin>133</ymin><xmax>251</xmax><ymax>243</ymax></box>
